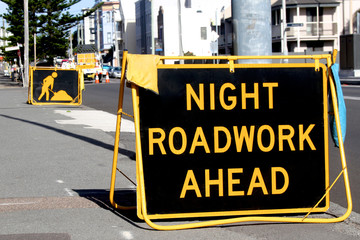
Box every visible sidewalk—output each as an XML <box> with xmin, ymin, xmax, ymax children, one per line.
<box><xmin>0</xmin><ymin>74</ymin><xmax>22</xmax><ymax>89</ymax></box>
<box><xmin>1</xmin><ymin>75</ymin><xmax>360</xmax><ymax>239</ymax></box>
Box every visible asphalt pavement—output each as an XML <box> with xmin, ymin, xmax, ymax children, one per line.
<box><xmin>1</xmin><ymin>74</ymin><xmax>360</xmax><ymax>239</ymax></box>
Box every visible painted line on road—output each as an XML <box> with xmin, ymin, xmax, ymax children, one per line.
<box><xmin>0</xmin><ymin>196</ymin><xmax>100</xmax><ymax>213</ymax></box>
<box><xmin>0</xmin><ymin>202</ymin><xmax>36</xmax><ymax>206</ymax></box>
<box><xmin>344</xmin><ymin>96</ymin><xmax>360</xmax><ymax>101</ymax></box>
<box><xmin>54</xmin><ymin>110</ymin><xmax>135</xmax><ymax>133</ymax></box>
<box><xmin>64</xmin><ymin>188</ymin><xmax>76</xmax><ymax>197</ymax></box>
<box><xmin>120</xmin><ymin>231</ymin><xmax>134</xmax><ymax>240</ymax></box>
<box><xmin>342</xmin><ymin>84</ymin><xmax>360</xmax><ymax>88</ymax></box>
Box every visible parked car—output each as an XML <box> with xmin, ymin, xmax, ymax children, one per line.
<box><xmin>101</xmin><ymin>65</ymin><xmax>112</xmax><ymax>77</ymax></box>
<box><xmin>4</xmin><ymin>69</ymin><xmax>10</xmax><ymax>77</ymax></box>
<box><xmin>110</xmin><ymin>67</ymin><xmax>122</xmax><ymax>78</ymax></box>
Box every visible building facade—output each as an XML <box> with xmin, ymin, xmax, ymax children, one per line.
<box><xmin>0</xmin><ymin>17</ymin><xmax>11</xmax><ymax>55</ymax></box>
<box><xmin>135</xmin><ymin>0</ymin><xmax>230</xmax><ymax>56</ymax></box>
<box><xmin>77</xmin><ymin>8</ymin><xmax>96</xmax><ymax>45</ymax></box>
<box><xmin>271</xmin><ymin>0</ymin><xmax>341</xmax><ymax>53</ymax></box>
<box><xmin>118</xmin><ymin>0</ymin><xmax>137</xmax><ymax>55</ymax></box>
<box><xmin>77</xmin><ymin>0</ymin><xmax>121</xmax><ymax>66</ymax></box>
<box><xmin>78</xmin><ymin>0</ymin><xmax>360</xmax><ymax>61</ymax></box>
<box><xmin>271</xmin><ymin>0</ymin><xmax>360</xmax><ymax>53</ymax></box>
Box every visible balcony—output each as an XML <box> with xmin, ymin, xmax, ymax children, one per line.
<box><xmin>115</xmin><ymin>31</ymin><xmax>123</xmax><ymax>41</ymax></box>
<box><xmin>272</xmin><ymin>21</ymin><xmax>338</xmax><ymax>40</ymax></box>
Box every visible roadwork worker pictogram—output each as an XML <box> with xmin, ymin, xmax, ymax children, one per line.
<box><xmin>38</xmin><ymin>72</ymin><xmax>57</xmax><ymax>101</ymax></box>
<box><xmin>37</xmin><ymin>71</ymin><xmax>74</xmax><ymax>102</ymax></box>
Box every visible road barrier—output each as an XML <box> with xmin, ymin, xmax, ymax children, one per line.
<box><xmin>95</xmin><ymin>72</ymin><xmax>100</xmax><ymax>84</ymax></box>
<box><xmin>105</xmin><ymin>71</ymin><xmax>110</xmax><ymax>83</ymax></box>
<box><xmin>110</xmin><ymin>50</ymin><xmax>352</xmax><ymax>230</ymax></box>
<box><xmin>28</xmin><ymin>67</ymin><xmax>82</xmax><ymax>105</ymax></box>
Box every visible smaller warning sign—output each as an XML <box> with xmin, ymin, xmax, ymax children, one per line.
<box><xmin>31</xmin><ymin>69</ymin><xmax>81</xmax><ymax>105</ymax></box>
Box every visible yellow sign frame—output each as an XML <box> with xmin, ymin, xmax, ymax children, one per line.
<box><xmin>28</xmin><ymin>66</ymin><xmax>83</xmax><ymax>106</ymax></box>
<box><xmin>110</xmin><ymin>51</ymin><xmax>352</xmax><ymax>230</ymax></box>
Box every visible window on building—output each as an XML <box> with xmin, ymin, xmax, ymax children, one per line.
<box><xmin>201</xmin><ymin>27</ymin><xmax>207</xmax><ymax>40</ymax></box>
<box><xmin>306</xmin><ymin>41</ymin><xmax>323</xmax><ymax>51</ymax></box>
<box><xmin>107</xmin><ymin>32</ymin><xmax>111</xmax><ymax>43</ymax></box>
<box><xmin>271</xmin><ymin>8</ymin><xmax>290</xmax><ymax>25</ymax></box>
<box><xmin>107</xmin><ymin>12</ymin><xmax>111</xmax><ymax>23</ymax></box>
<box><xmin>306</xmin><ymin>8</ymin><xmax>317</xmax><ymax>22</ymax></box>
<box><xmin>271</xmin><ymin>9</ymin><xmax>281</xmax><ymax>25</ymax></box>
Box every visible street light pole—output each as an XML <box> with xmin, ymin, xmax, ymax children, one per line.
<box><xmin>24</xmin><ymin>0</ymin><xmax>29</xmax><ymax>88</ymax></box>
<box><xmin>282</xmin><ymin>0</ymin><xmax>288</xmax><ymax>58</ymax></box>
<box><xmin>232</xmin><ymin>0</ymin><xmax>272</xmax><ymax>63</ymax></box>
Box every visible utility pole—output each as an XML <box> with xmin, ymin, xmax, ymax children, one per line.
<box><xmin>24</xmin><ymin>0</ymin><xmax>29</xmax><ymax>88</ymax></box>
<box><xmin>232</xmin><ymin>0</ymin><xmax>272</xmax><ymax>63</ymax></box>
<box><xmin>151</xmin><ymin>0</ymin><xmax>156</xmax><ymax>54</ymax></box>
<box><xmin>177</xmin><ymin>0</ymin><xmax>184</xmax><ymax>57</ymax></box>
<box><xmin>350</xmin><ymin>0</ymin><xmax>353</xmax><ymax>34</ymax></box>
<box><xmin>96</xmin><ymin>9</ymin><xmax>101</xmax><ymax>56</ymax></box>
<box><xmin>282</xmin><ymin>0</ymin><xmax>288</xmax><ymax>60</ymax></box>
<box><xmin>69</xmin><ymin>32</ymin><xmax>73</xmax><ymax>59</ymax></box>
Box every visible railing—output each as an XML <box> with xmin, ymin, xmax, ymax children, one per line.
<box><xmin>115</xmin><ymin>31</ymin><xmax>123</xmax><ymax>40</ymax></box>
<box><xmin>272</xmin><ymin>21</ymin><xmax>338</xmax><ymax>39</ymax></box>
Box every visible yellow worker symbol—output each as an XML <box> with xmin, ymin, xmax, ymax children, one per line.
<box><xmin>38</xmin><ymin>71</ymin><xmax>73</xmax><ymax>102</ymax></box>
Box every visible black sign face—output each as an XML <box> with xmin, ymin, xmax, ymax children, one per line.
<box><xmin>138</xmin><ymin>66</ymin><xmax>328</xmax><ymax>218</ymax></box>
<box><xmin>32</xmin><ymin>70</ymin><xmax>79</xmax><ymax>104</ymax></box>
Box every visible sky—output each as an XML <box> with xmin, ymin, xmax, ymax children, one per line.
<box><xmin>0</xmin><ymin>0</ymin><xmax>96</xmax><ymax>16</ymax></box>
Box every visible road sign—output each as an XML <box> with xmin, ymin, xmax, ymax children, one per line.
<box><xmin>29</xmin><ymin>68</ymin><xmax>82</xmax><ymax>105</ymax></box>
<box><xmin>137</xmin><ymin>65</ymin><xmax>329</xmax><ymax>219</ymax></box>
<box><xmin>5</xmin><ymin>46</ymin><xmax>20</xmax><ymax>52</ymax></box>
<box><xmin>287</xmin><ymin>23</ymin><xmax>304</xmax><ymax>27</ymax></box>
<box><xmin>110</xmin><ymin>52</ymin><xmax>352</xmax><ymax>230</ymax></box>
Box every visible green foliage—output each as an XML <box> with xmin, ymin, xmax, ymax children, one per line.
<box><xmin>0</xmin><ymin>0</ymin><xmax>101</xmax><ymax>63</ymax></box>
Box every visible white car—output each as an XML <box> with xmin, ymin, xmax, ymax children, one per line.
<box><xmin>4</xmin><ymin>69</ymin><xmax>10</xmax><ymax>77</ymax></box>
<box><xmin>110</xmin><ymin>67</ymin><xmax>121</xmax><ymax>78</ymax></box>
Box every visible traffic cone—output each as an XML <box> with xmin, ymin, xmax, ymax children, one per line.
<box><xmin>95</xmin><ymin>72</ymin><xmax>100</xmax><ymax>84</ymax></box>
<box><xmin>105</xmin><ymin>71</ymin><xmax>110</xmax><ymax>83</ymax></box>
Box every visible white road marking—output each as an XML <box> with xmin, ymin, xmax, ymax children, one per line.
<box><xmin>344</xmin><ymin>96</ymin><xmax>360</xmax><ymax>101</ymax></box>
<box><xmin>56</xmin><ymin>180</ymin><xmax>64</xmax><ymax>184</ymax></box>
<box><xmin>0</xmin><ymin>202</ymin><xmax>36</xmax><ymax>206</ymax></box>
<box><xmin>120</xmin><ymin>231</ymin><xmax>133</xmax><ymax>240</ymax></box>
<box><xmin>54</xmin><ymin>110</ymin><xmax>135</xmax><ymax>133</ymax></box>
<box><xmin>64</xmin><ymin>188</ymin><xmax>76</xmax><ymax>196</ymax></box>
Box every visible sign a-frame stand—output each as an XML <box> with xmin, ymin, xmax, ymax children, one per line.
<box><xmin>110</xmin><ymin>51</ymin><xmax>352</xmax><ymax>230</ymax></box>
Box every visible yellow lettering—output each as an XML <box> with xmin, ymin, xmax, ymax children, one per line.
<box><xmin>190</xmin><ymin>127</ymin><xmax>210</xmax><ymax>154</ymax></box>
<box><xmin>257</xmin><ymin>125</ymin><xmax>275</xmax><ymax>152</ymax></box>
<box><xmin>148</xmin><ymin>128</ymin><xmax>166</xmax><ymax>155</ymax></box>
<box><xmin>186</xmin><ymin>84</ymin><xmax>204</xmax><ymax>111</ymax></box>
<box><xmin>168</xmin><ymin>127</ymin><xmax>187</xmax><ymax>155</ymax></box>
<box><xmin>247</xmin><ymin>168</ymin><xmax>268</xmax><ymax>195</ymax></box>
<box><xmin>233</xmin><ymin>126</ymin><xmax>255</xmax><ymax>152</ymax></box>
<box><xmin>271</xmin><ymin>167</ymin><xmax>289</xmax><ymax>195</ymax></box>
<box><xmin>228</xmin><ymin>168</ymin><xmax>244</xmax><ymax>196</ymax></box>
<box><xmin>180</xmin><ymin>170</ymin><xmax>202</xmax><ymax>198</ymax></box>
<box><xmin>214</xmin><ymin>126</ymin><xmax>231</xmax><ymax>153</ymax></box>
<box><xmin>205</xmin><ymin>169</ymin><xmax>223</xmax><ymax>197</ymax></box>
<box><xmin>241</xmin><ymin>83</ymin><xmax>259</xmax><ymax>109</ymax></box>
<box><xmin>262</xmin><ymin>82</ymin><xmax>278</xmax><ymax>109</ymax></box>
<box><xmin>278</xmin><ymin>125</ymin><xmax>295</xmax><ymax>151</ymax></box>
<box><xmin>210</xmin><ymin>83</ymin><xmax>215</xmax><ymax>110</ymax></box>
<box><xmin>299</xmin><ymin>124</ymin><xmax>316</xmax><ymax>150</ymax></box>
<box><xmin>219</xmin><ymin>83</ymin><xmax>237</xmax><ymax>110</ymax></box>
